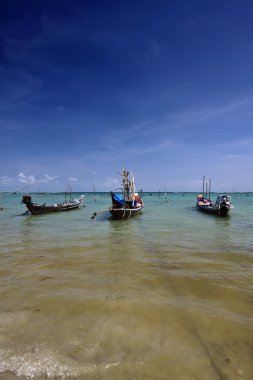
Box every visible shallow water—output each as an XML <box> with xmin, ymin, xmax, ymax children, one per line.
<box><xmin>0</xmin><ymin>192</ymin><xmax>253</xmax><ymax>379</ymax></box>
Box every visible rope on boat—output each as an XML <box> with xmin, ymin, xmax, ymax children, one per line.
<box><xmin>91</xmin><ymin>207</ymin><xmax>110</xmax><ymax>219</ymax></box>
<box><xmin>0</xmin><ymin>181</ymin><xmax>40</xmax><ymax>198</ymax></box>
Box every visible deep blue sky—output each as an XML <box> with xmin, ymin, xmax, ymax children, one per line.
<box><xmin>1</xmin><ymin>0</ymin><xmax>253</xmax><ymax>192</ymax></box>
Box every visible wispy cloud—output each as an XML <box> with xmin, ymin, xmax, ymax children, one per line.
<box><xmin>167</xmin><ymin>97</ymin><xmax>253</xmax><ymax>128</ymax></box>
<box><xmin>0</xmin><ymin>176</ymin><xmax>15</xmax><ymax>186</ymax></box>
<box><xmin>104</xmin><ymin>178</ymin><xmax>119</xmax><ymax>189</ymax></box>
<box><xmin>18</xmin><ymin>172</ymin><xmax>36</xmax><ymax>184</ymax></box>
<box><xmin>67</xmin><ymin>177</ymin><xmax>78</xmax><ymax>182</ymax></box>
<box><xmin>40</xmin><ymin>174</ymin><xmax>58</xmax><ymax>183</ymax></box>
<box><xmin>0</xmin><ymin>68</ymin><xmax>43</xmax><ymax>111</ymax></box>
<box><xmin>0</xmin><ymin>173</ymin><xmax>58</xmax><ymax>189</ymax></box>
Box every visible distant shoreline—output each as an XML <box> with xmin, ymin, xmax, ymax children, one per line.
<box><xmin>1</xmin><ymin>191</ymin><xmax>252</xmax><ymax>195</ymax></box>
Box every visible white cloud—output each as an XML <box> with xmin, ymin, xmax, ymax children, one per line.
<box><xmin>0</xmin><ymin>176</ymin><xmax>15</xmax><ymax>186</ymax></box>
<box><xmin>223</xmin><ymin>154</ymin><xmax>243</xmax><ymax>160</ymax></box>
<box><xmin>68</xmin><ymin>177</ymin><xmax>78</xmax><ymax>182</ymax></box>
<box><xmin>39</xmin><ymin>174</ymin><xmax>58</xmax><ymax>183</ymax></box>
<box><xmin>0</xmin><ymin>173</ymin><xmax>58</xmax><ymax>188</ymax></box>
<box><xmin>18</xmin><ymin>172</ymin><xmax>36</xmax><ymax>184</ymax></box>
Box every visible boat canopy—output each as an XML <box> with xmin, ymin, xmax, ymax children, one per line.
<box><xmin>113</xmin><ymin>193</ymin><xmax>125</xmax><ymax>205</ymax></box>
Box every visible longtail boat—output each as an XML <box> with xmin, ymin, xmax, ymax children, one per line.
<box><xmin>22</xmin><ymin>194</ymin><xmax>85</xmax><ymax>215</ymax></box>
<box><xmin>196</xmin><ymin>176</ymin><xmax>232</xmax><ymax>217</ymax></box>
<box><xmin>196</xmin><ymin>194</ymin><xmax>232</xmax><ymax>217</ymax></box>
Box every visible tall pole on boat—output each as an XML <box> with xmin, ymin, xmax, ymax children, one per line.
<box><xmin>209</xmin><ymin>178</ymin><xmax>211</xmax><ymax>200</ymax></box>
<box><xmin>131</xmin><ymin>174</ymin><xmax>135</xmax><ymax>206</ymax></box>
<box><xmin>203</xmin><ymin>176</ymin><xmax>205</xmax><ymax>195</ymax></box>
<box><xmin>122</xmin><ymin>169</ymin><xmax>130</xmax><ymax>201</ymax></box>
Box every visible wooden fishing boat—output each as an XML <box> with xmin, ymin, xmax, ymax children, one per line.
<box><xmin>22</xmin><ymin>194</ymin><xmax>85</xmax><ymax>215</ymax></box>
<box><xmin>109</xmin><ymin>169</ymin><xmax>144</xmax><ymax>219</ymax></box>
<box><xmin>196</xmin><ymin>194</ymin><xmax>232</xmax><ymax>217</ymax></box>
<box><xmin>196</xmin><ymin>176</ymin><xmax>232</xmax><ymax>217</ymax></box>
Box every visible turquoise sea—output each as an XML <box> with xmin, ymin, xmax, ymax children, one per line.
<box><xmin>0</xmin><ymin>192</ymin><xmax>252</xmax><ymax>380</ymax></box>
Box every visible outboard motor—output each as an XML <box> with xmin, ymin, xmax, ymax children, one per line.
<box><xmin>218</xmin><ymin>195</ymin><xmax>231</xmax><ymax>217</ymax></box>
<box><xmin>22</xmin><ymin>195</ymin><xmax>32</xmax><ymax>204</ymax></box>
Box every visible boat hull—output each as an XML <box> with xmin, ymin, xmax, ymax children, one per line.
<box><xmin>26</xmin><ymin>204</ymin><xmax>80</xmax><ymax>215</ymax></box>
<box><xmin>109</xmin><ymin>206</ymin><xmax>143</xmax><ymax>219</ymax></box>
<box><xmin>25</xmin><ymin>202</ymin><xmax>82</xmax><ymax>215</ymax></box>
<box><xmin>109</xmin><ymin>173</ymin><xmax>144</xmax><ymax>219</ymax></box>
<box><xmin>22</xmin><ymin>194</ymin><xmax>85</xmax><ymax>215</ymax></box>
<box><xmin>196</xmin><ymin>204</ymin><xmax>230</xmax><ymax>217</ymax></box>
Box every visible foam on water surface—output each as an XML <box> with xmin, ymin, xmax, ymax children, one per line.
<box><xmin>0</xmin><ymin>347</ymin><xmax>119</xmax><ymax>379</ymax></box>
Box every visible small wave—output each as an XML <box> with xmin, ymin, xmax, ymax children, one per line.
<box><xmin>0</xmin><ymin>347</ymin><xmax>119</xmax><ymax>379</ymax></box>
